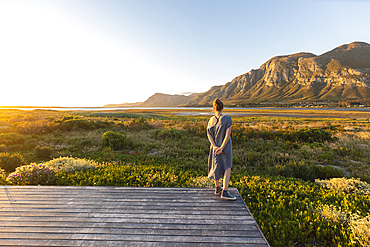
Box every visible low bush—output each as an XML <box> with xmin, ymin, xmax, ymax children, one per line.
<box><xmin>34</xmin><ymin>146</ymin><xmax>53</xmax><ymax>159</ymax></box>
<box><xmin>6</xmin><ymin>163</ymin><xmax>58</xmax><ymax>185</ymax></box>
<box><xmin>44</xmin><ymin>156</ymin><xmax>99</xmax><ymax>173</ymax></box>
<box><xmin>314</xmin><ymin>165</ymin><xmax>346</xmax><ymax>180</ymax></box>
<box><xmin>0</xmin><ymin>152</ymin><xmax>26</xmax><ymax>173</ymax></box>
<box><xmin>153</xmin><ymin>127</ymin><xmax>186</xmax><ymax>140</ymax></box>
<box><xmin>66</xmin><ymin>137</ymin><xmax>93</xmax><ymax>149</ymax></box>
<box><xmin>184</xmin><ymin>123</ymin><xmax>206</xmax><ymax>138</ymax></box>
<box><xmin>315</xmin><ymin>204</ymin><xmax>370</xmax><ymax>246</ymax></box>
<box><xmin>128</xmin><ymin>117</ymin><xmax>150</xmax><ymax>130</ymax></box>
<box><xmin>189</xmin><ymin>175</ymin><xmax>215</xmax><ymax>188</ymax></box>
<box><xmin>234</xmin><ymin>175</ymin><xmax>370</xmax><ymax>247</ymax></box>
<box><xmin>57</xmin><ymin>162</ymin><xmax>197</xmax><ymax>187</ymax></box>
<box><xmin>316</xmin><ymin>177</ymin><xmax>370</xmax><ymax>195</ymax></box>
<box><xmin>0</xmin><ymin>167</ymin><xmax>7</xmax><ymax>185</ymax></box>
<box><xmin>268</xmin><ymin>160</ymin><xmax>316</xmax><ymax>181</ymax></box>
<box><xmin>233</xmin><ymin>126</ymin><xmax>335</xmax><ymax>145</ymax></box>
<box><xmin>359</xmin><ymin>175</ymin><xmax>370</xmax><ymax>184</ymax></box>
<box><xmin>0</xmin><ymin>133</ymin><xmax>25</xmax><ymax>146</ymax></box>
<box><xmin>57</xmin><ymin>118</ymin><xmax>113</xmax><ymax>132</ymax></box>
<box><xmin>101</xmin><ymin>131</ymin><xmax>135</xmax><ymax>150</ymax></box>
<box><xmin>23</xmin><ymin>138</ymin><xmax>39</xmax><ymax>150</ymax></box>
<box><xmin>59</xmin><ymin>119</ymin><xmax>95</xmax><ymax>131</ymax></box>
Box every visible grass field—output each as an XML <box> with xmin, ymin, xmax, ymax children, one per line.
<box><xmin>1</xmin><ymin>108</ymin><xmax>370</xmax><ymax>246</ymax></box>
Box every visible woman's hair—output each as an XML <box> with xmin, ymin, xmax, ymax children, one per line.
<box><xmin>213</xmin><ymin>98</ymin><xmax>224</xmax><ymax>111</ymax></box>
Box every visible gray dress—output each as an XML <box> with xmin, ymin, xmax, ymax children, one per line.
<box><xmin>207</xmin><ymin>115</ymin><xmax>232</xmax><ymax>180</ymax></box>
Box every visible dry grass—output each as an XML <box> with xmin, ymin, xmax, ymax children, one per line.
<box><xmin>316</xmin><ymin>177</ymin><xmax>370</xmax><ymax>195</ymax></box>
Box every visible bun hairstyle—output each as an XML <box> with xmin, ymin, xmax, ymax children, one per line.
<box><xmin>213</xmin><ymin>98</ymin><xmax>224</xmax><ymax>111</ymax></box>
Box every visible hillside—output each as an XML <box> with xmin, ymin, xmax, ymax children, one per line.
<box><xmin>108</xmin><ymin>41</ymin><xmax>370</xmax><ymax>107</ymax></box>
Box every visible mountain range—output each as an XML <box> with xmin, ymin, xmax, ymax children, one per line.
<box><xmin>106</xmin><ymin>41</ymin><xmax>370</xmax><ymax>107</ymax></box>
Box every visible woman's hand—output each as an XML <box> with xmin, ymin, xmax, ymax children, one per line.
<box><xmin>214</xmin><ymin>147</ymin><xmax>223</xmax><ymax>155</ymax></box>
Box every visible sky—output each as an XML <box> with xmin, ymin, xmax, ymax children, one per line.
<box><xmin>1</xmin><ymin>0</ymin><xmax>370</xmax><ymax>107</ymax></box>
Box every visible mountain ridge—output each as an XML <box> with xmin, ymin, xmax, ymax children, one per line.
<box><xmin>106</xmin><ymin>41</ymin><xmax>370</xmax><ymax>107</ymax></box>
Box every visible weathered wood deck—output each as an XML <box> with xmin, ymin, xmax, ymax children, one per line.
<box><xmin>0</xmin><ymin>186</ymin><xmax>269</xmax><ymax>246</ymax></box>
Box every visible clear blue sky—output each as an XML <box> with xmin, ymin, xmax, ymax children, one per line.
<box><xmin>1</xmin><ymin>0</ymin><xmax>369</xmax><ymax>106</ymax></box>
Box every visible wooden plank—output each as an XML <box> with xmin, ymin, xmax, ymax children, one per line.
<box><xmin>0</xmin><ymin>226</ymin><xmax>261</xmax><ymax>236</ymax></box>
<box><xmin>0</xmin><ymin>186</ymin><xmax>270</xmax><ymax>246</ymax></box>
<box><xmin>0</xmin><ymin>240</ymin><xmax>269</xmax><ymax>247</ymax></box>
<box><xmin>0</xmin><ymin>232</ymin><xmax>268</xmax><ymax>244</ymax></box>
<box><xmin>0</xmin><ymin>208</ymin><xmax>250</xmax><ymax>216</ymax></box>
<box><xmin>0</xmin><ymin>222</ymin><xmax>257</xmax><ymax>231</ymax></box>
<box><xmin>0</xmin><ymin>216</ymin><xmax>256</xmax><ymax>225</ymax></box>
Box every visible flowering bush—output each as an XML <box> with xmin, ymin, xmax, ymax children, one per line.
<box><xmin>316</xmin><ymin>177</ymin><xmax>370</xmax><ymax>195</ymax></box>
<box><xmin>44</xmin><ymin>156</ymin><xmax>99</xmax><ymax>173</ymax></box>
<box><xmin>189</xmin><ymin>176</ymin><xmax>214</xmax><ymax>187</ymax></box>
<box><xmin>350</xmin><ymin>215</ymin><xmax>370</xmax><ymax>247</ymax></box>
<box><xmin>144</xmin><ymin>170</ymin><xmax>178</xmax><ymax>187</ymax></box>
<box><xmin>315</xmin><ymin>204</ymin><xmax>370</xmax><ymax>247</ymax></box>
<box><xmin>58</xmin><ymin>162</ymin><xmax>198</xmax><ymax>187</ymax></box>
<box><xmin>189</xmin><ymin>176</ymin><xmax>229</xmax><ymax>188</ymax></box>
<box><xmin>234</xmin><ymin>175</ymin><xmax>370</xmax><ymax>247</ymax></box>
<box><xmin>6</xmin><ymin>163</ymin><xmax>58</xmax><ymax>185</ymax></box>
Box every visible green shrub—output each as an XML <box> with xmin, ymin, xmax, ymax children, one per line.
<box><xmin>0</xmin><ymin>152</ymin><xmax>26</xmax><ymax>173</ymax></box>
<box><xmin>268</xmin><ymin>160</ymin><xmax>316</xmax><ymax>181</ymax></box>
<box><xmin>54</xmin><ymin>116</ymin><xmax>113</xmax><ymax>131</ymax></box>
<box><xmin>101</xmin><ymin>147</ymin><xmax>115</xmax><ymax>161</ymax></box>
<box><xmin>0</xmin><ymin>144</ymin><xmax>6</xmax><ymax>152</ymax></box>
<box><xmin>184</xmin><ymin>123</ymin><xmax>206</xmax><ymax>138</ymax></box>
<box><xmin>234</xmin><ymin>175</ymin><xmax>369</xmax><ymax>247</ymax></box>
<box><xmin>34</xmin><ymin>146</ymin><xmax>53</xmax><ymax>159</ymax></box>
<box><xmin>233</xmin><ymin>126</ymin><xmax>335</xmax><ymax>145</ymax></box>
<box><xmin>285</xmin><ymin>128</ymin><xmax>335</xmax><ymax>143</ymax></box>
<box><xmin>61</xmin><ymin>115</ymin><xmax>74</xmax><ymax>122</ymax></box>
<box><xmin>44</xmin><ymin>156</ymin><xmax>98</xmax><ymax>173</ymax></box>
<box><xmin>314</xmin><ymin>165</ymin><xmax>345</xmax><ymax>180</ymax></box>
<box><xmin>129</xmin><ymin>117</ymin><xmax>150</xmax><ymax>130</ymax></box>
<box><xmin>0</xmin><ymin>133</ymin><xmax>25</xmax><ymax>146</ymax></box>
<box><xmin>101</xmin><ymin>131</ymin><xmax>134</xmax><ymax>150</ymax></box>
<box><xmin>359</xmin><ymin>175</ymin><xmax>370</xmax><ymax>184</ymax></box>
<box><xmin>0</xmin><ymin>167</ymin><xmax>7</xmax><ymax>185</ymax></box>
<box><xmin>153</xmin><ymin>127</ymin><xmax>185</xmax><ymax>140</ymax></box>
<box><xmin>66</xmin><ymin>137</ymin><xmax>93</xmax><ymax>149</ymax></box>
<box><xmin>60</xmin><ymin>119</ymin><xmax>95</xmax><ymax>131</ymax></box>
<box><xmin>23</xmin><ymin>138</ymin><xmax>39</xmax><ymax>150</ymax></box>
<box><xmin>6</xmin><ymin>163</ymin><xmax>58</xmax><ymax>185</ymax></box>
<box><xmin>58</xmin><ymin>163</ymin><xmax>195</xmax><ymax>187</ymax></box>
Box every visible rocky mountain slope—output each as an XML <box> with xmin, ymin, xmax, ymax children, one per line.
<box><xmin>141</xmin><ymin>93</ymin><xmax>194</xmax><ymax>107</ymax></box>
<box><xmin>181</xmin><ymin>41</ymin><xmax>370</xmax><ymax>106</ymax></box>
<box><xmin>108</xmin><ymin>42</ymin><xmax>370</xmax><ymax>107</ymax></box>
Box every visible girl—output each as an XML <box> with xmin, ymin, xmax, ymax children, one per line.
<box><xmin>207</xmin><ymin>98</ymin><xmax>236</xmax><ymax>201</ymax></box>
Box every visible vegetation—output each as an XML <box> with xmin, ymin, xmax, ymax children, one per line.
<box><xmin>0</xmin><ymin>108</ymin><xmax>370</xmax><ymax>246</ymax></box>
<box><xmin>0</xmin><ymin>152</ymin><xmax>26</xmax><ymax>172</ymax></box>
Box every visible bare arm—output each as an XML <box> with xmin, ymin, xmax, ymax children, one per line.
<box><xmin>207</xmin><ymin>134</ymin><xmax>218</xmax><ymax>149</ymax></box>
<box><xmin>207</xmin><ymin>117</ymin><xmax>218</xmax><ymax>149</ymax></box>
<box><xmin>215</xmin><ymin>126</ymin><xmax>231</xmax><ymax>155</ymax></box>
<box><xmin>207</xmin><ymin>130</ymin><xmax>218</xmax><ymax>149</ymax></box>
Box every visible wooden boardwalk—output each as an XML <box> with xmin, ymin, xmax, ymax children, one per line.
<box><xmin>0</xmin><ymin>186</ymin><xmax>269</xmax><ymax>246</ymax></box>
